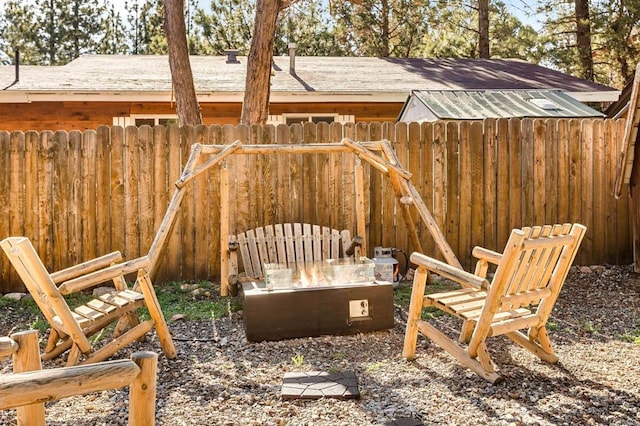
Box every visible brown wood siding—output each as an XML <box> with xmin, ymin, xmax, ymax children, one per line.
<box><xmin>0</xmin><ymin>101</ymin><xmax>404</xmax><ymax>131</ymax></box>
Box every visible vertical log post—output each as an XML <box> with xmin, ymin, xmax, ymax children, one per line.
<box><xmin>220</xmin><ymin>162</ymin><xmax>230</xmax><ymax>296</ymax></box>
<box><xmin>354</xmin><ymin>157</ymin><xmax>368</xmax><ymax>256</ymax></box>
<box><xmin>402</xmin><ymin>265</ymin><xmax>429</xmax><ymax>360</ymax></box>
<box><xmin>129</xmin><ymin>351</ymin><xmax>158</xmax><ymax>426</ymax></box>
<box><xmin>11</xmin><ymin>330</ymin><xmax>46</xmax><ymax>426</ymax></box>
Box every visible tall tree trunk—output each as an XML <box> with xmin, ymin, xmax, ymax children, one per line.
<box><xmin>575</xmin><ymin>0</ymin><xmax>593</xmax><ymax>80</ymax></box>
<box><xmin>380</xmin><ymin>0</ymin><xmax>390</xmax><ymax>57</ymax></box>
<box><xmin>165</xmin><ymin>0</ymin><xmax>202</xmax><ymax>126</ymax></box>
<box><xmin>241</xmin><ymin>0</ymin><xmax>280</xmax><ymax>125</ymax></box>
<box><xmin>478</xmin><ymin>0</ymin><xmax>490</xmax><ymax>58</ymax></box>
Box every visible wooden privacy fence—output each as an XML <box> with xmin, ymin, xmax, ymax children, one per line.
<box><xmin>0</xmin><ymin>119</ymin><xmax>631</xmax><ymax>293</ymax></box>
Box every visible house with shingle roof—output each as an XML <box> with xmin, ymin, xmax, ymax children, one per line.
<box><xmin>0</xmin><ymin>53</ymin><xmax>619</xmax><ymax>131</ymax></box>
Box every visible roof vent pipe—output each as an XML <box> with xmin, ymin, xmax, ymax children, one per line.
<box><xmin>288</xmin><ymin>42</ymin><xmax>297</xmax><ymax>75</ymax></box>
<box><xmin>14</xmin><ymin>48</ymin><xmax>19</xmax><ymax>82</ymax></box>
<box><xmin>224</xmin><ymin>49</ymin><xmax>240</xmax><ymax>64</ymax></box>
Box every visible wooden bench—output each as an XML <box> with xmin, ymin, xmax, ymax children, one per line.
<box><xmin>227</xmin><ymin>223</ymin><xmax>363</xmax><ymax>286</ymax></box>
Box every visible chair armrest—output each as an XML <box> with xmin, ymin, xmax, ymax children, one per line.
<box><xmin>50</xmin><ymin>251</ymin><xmax>123</xmax><ymax>285</ymax></box>
<box><xmin>472</xmin><ymin>246</ymin><xmax>502</xmax><ymax>265</ymax></box>
<box><xmin>58</xmin><ymin>256</ymin><xmax>150</xmax><ymax>295</ymax></box>
<box><xmin>410</xmin><ymin>252</ymin><xmax>488</xmax><ymax>289</ymax></box>
<box><xmin>471</xmin><ymin>246</ymin><xmax>503</xmax><ymax>279</ymax></box>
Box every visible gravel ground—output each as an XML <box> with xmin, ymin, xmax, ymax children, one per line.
<box><xmin>2</xmin><ymin>264</ymin><xmax>640</xmax><ymax>426</ymax></box>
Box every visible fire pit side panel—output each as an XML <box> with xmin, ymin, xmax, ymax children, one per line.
<box><xmin>241</xmin><ymin>283</ymin><xmax>395</xmax><ymax>342</ymax></box>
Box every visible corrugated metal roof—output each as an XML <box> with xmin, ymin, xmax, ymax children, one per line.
<box><xmin>407</xmin><ymin>89</ymin><xmax>604</xmax><ymax>120</ymax></box>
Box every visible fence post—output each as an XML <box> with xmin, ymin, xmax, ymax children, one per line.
<box><xmin>11</xmin><ymin>330</ymin><xmax>45</xmax><ymax>426</ymax></box>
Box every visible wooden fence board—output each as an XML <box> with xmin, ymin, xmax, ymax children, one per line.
<box><xmin>568</xmin><ymin>120</ymin><xmax>583</xmax><ymax>250</ymax></box>
<box><xmin>95</xmin><ymin>127</ymin><xmax>111</xmax><ymax>259</ymax></box>
<box><xmin>458</xmin><ymin>122</ymin><xmax>472</xmax><ymax>269</ymax></box>
<box><xmin>368</xmin><ymin>122</ymin><xmax>384</xmax><ymax>248</ymax></box>
<box><xmin>556</xmin><ymin>120</ymin><xmax>570</xmax><ymax>224</ymax></box>
<box><xmin>544</xmin><ymin>120</ymin><xmax>558</xmax><ymax>225</ymax></box>
<box><xmin>110</xmin><ymin>127</ymin><xmax>125</xmax><ymax>259</ymax></box>
<box><xmin>445</xmin><ymin>121</ymin><xmax>460</xmax><ymax>259</ymax></box>
<box><xmin>433</xmin><ymin>121</ymin><xmax>447</xmax><ymax>253</ymax></box>
<box><xmin>289</xmin><ymin>124</ymin><xmax>304</xmax><ymax>224</ymax></box>
<box><xmin>138</xmin><ymin>127</ymin><xmax>154</xmax><ymax>256</ymax></box>
<box><xmin>580</xmin><ymin>120</ymin><xmax>595</xmax><ymax>265</ymax></box>
<box><xmin>329</xmin><ymin>122</ymin><xmax>343</xmax><ymax>231</ymax></box>
<box><xmin>592</xmin><ymin>120</ymin><xmax>605</xmax><ymax>264</ymax></box>
<box><xmin>24</xmin><ymin>132</ymin><xmax>39</xmax><ymax>247</ymax></box>
<box><xmin>603</xmin><ymin>119</ymin><xmax>615</xmax><ymax>263</ymax></box>
<box><xmin>533</xmin><ymin>120</ymin><xmax>546</xmax><ymax>226</ymax></box>
<box><xmin>521</xmin><ymin>119</ymin><xmax>535</xmax><ymax>227</ymax></box>
<box><xmin>483</xmin><ymin>119</ymin><xmax>497</xmax><ymax>251</ymax></box>
<box><xmin>508</xmin><ymin>119</ymin><xmax>523</xmax><ymax>231</ymax></box>
<box><xmin>496</xmin><ymin>119</ymin><xmax>510</xmax><ymax>250</ymax></box>
<box><xmin>80</xmin><ymin>130</ymin><xmax>97</xmax><ymax>261</ymax></box>
<box><xmin>124</xmin><ymin>126</ymin><xmax>141</xmax><ymax>258</ymax></box>
<box><xmin>355</xmin><ymin>122</ymin><xmax>371</xmax><ymax>254</ymax></box>
<box><xmin>52</xmin><ymin>131</ymin><xmax>68</xmax><ymax>272</ymax></box>
<box><xmin>276</xmin><ymin>124</ymin><xmax>292</xmax><ymax>224</ymax></box>
<box><xmin>0</xmin><ymin>132</ymin><xmax>11</xmax><ymax>288</ymax></box>
<box><xmin>68</xmin><ymin>131</ymin><xmax>82</xmax><ymax>266</ymax></box>
<box><xmin>470</xmin><ymin>121</ymin><xmax>484</xmax><ymax>265</ymax></box>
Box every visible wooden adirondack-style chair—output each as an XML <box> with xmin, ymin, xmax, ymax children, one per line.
<box><xmin>1</xmin><ymin>236</ymin><xmax>176</xmax><ymax>366</ymax></box>
<box><xmin>402</xmin><ymin>223</ymin><xmax>586</xmax><ymax>383</ymax></box>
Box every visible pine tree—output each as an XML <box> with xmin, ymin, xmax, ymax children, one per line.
<box><xmin>195</xmin><ymin>0</ymin><xmax>254</xmax><ymax>54</ymax></box>
<box><xmin>98</xmin><ymin>3</ymin><xmax>129</xmax><ymax>54</ymax></box>
<box><xmin>0</xmin><ymin>0</ymin><xmax>41</xmax><ymax>64</ymax></box>
<box><xmin>331</xmin><ymin>0</ymin><xmax>430</xmax><ymax>57</ymax></box>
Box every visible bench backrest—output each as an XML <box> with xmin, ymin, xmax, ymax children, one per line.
<box><xmin>231</xmin><ymin>223</ymin><xmax>355</xmax><ymax>279</ymax></box>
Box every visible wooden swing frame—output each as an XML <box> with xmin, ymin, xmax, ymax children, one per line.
<box><xmin>145</xmin><ymin>138</ymin><xmax>462</xmax><ymax>296</ymax></box>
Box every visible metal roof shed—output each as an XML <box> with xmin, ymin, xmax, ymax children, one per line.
<box><xmin>398</xmin><ymin>89</ymin><xmax>605</xmax><ymax>122</ymax></box>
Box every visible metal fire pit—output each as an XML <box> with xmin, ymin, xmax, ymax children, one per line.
<box><xmin>241</xmin><ymin>258</ymin><xmax>395</xmax><ymax>342</ymax></box>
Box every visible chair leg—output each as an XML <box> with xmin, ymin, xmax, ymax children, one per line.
<box><xmin>532</xmin><ymin>327</ymin><xmax>554</xmax><ymax>355</ymax></box>
<box><xmin>418</xmin><ymin>320</ymin><xmax>501</xmax><ymax>383</ymax></box>
<box><xmin>475</xmin><ymin>342</ymin><xmax>496</xmax><ymax>373</ymax></box>
<box><xmin>459</xmin><ymin>320</ymin><xmax>474</xmax><ymax>344</ymax></box>
<box><xmin>42</xmin><ymin>335</ymin><xmax>73</xmax><ymax>361</ymax></box>
<box><xmin>137</xmin><ymin>273</ymin><xmax>177</xmax><ymax>359</ymax></box>
<box><xmin>66</xmin><ymin>344</ymin><xmax>83</xmax><ymax>366</ymax></box>
<box><xmin>44</xmin><ymin>329</ymin><xmax>60</xmax><ymax>353</ymax></box>
<box><xmin>506</xmin><ymin>330</ymin><xmax>558</xmax><ymax>363</ymax></box>
<box><xmin>402</xmin><ymin>266</ymin><xmax>429</xmax><ymax>360</ymax></box>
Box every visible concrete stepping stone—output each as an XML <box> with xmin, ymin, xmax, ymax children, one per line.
<box><xmin>281</xmin><ymin>371</ymin><xmax>360</xmax><ymax>400</ymax></box>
